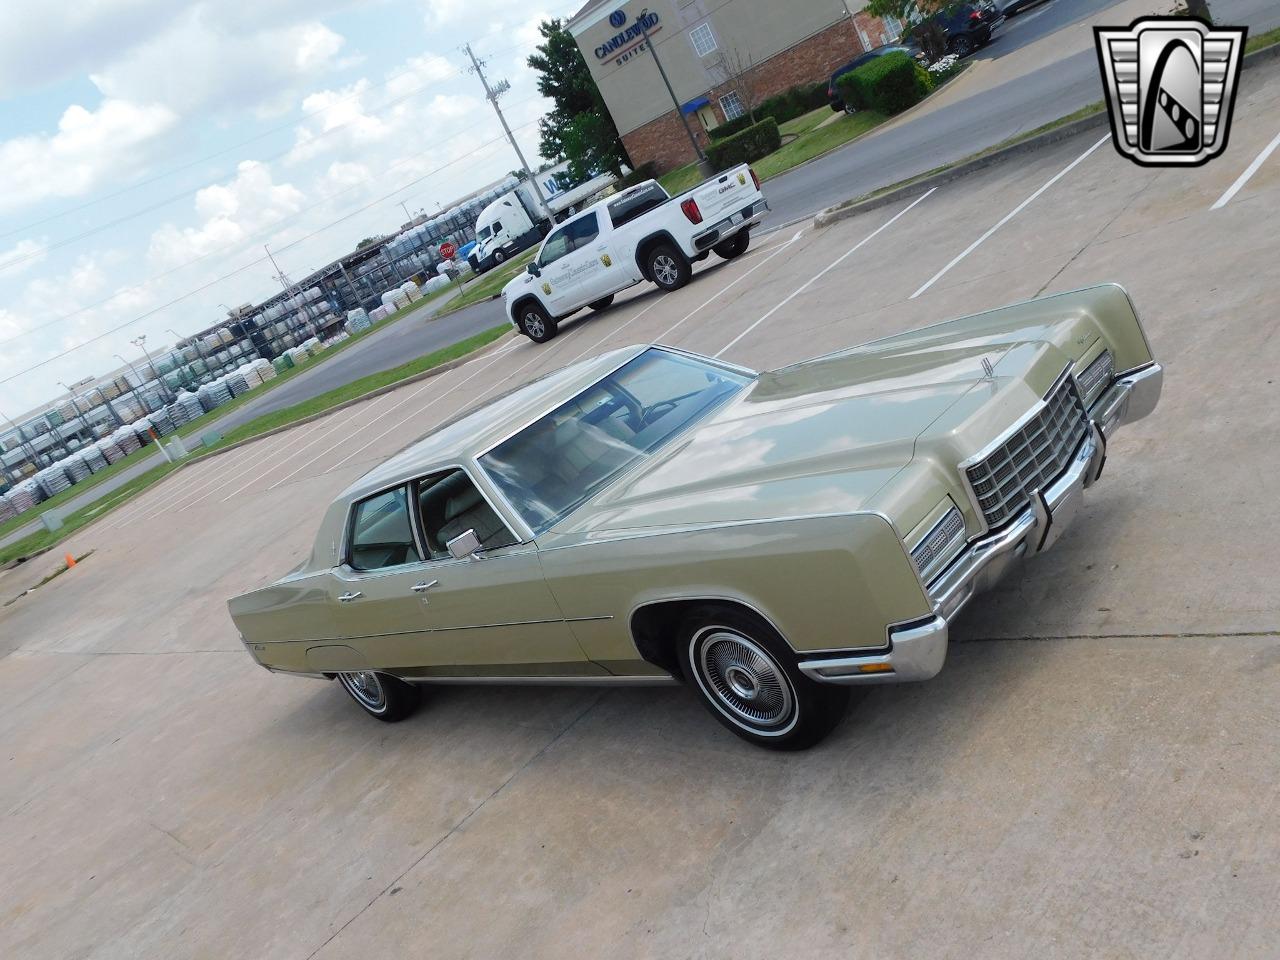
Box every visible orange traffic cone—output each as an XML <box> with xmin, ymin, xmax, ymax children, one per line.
<box><xmin>64</xmin><ymin>553</ymin><xmax>76</xmax><ymax>569</ymax></box>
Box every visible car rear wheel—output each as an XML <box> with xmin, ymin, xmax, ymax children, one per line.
<box><xmin>518</xmin><ymin>303</ymin><xmax>558</xmax><ymax>343</ymax></box>
<box><xmin>647</xmin><ymin>244</ymin><xmax>692</xmax><ymax>291</ymax></box>
<box><xmin>494</xmin><ymin>250</ymin><xmax>507</xmax><ymax>265</ymax></box>
<box><xmin>588</xmin><ymin>294</ymin><xmax>615</xmax><ymax>311</ymax></box>
<box><xmin>949</xmin><ymin>35</ymin><xmax>975</xmax><ymax>56</ymax></box>
<box><xmin>712</xmin><ymin>230</ymin><xmax>750</xmax><ymax>260</ymax></box>
<box><xmin>677</xmin><ymin>606</ymin><xmax>848</xmax><ymax>750</ymax></box>
<box><xmin>337</xmin><ymin>671</ymin><xmax>420</xmax><ymax>722</ymax></box>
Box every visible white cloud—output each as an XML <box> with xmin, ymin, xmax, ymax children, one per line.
<box><xmin>147</xmin><ymin>161</ymin><xmax>307</xmax><ymax>268</ymax></box>
<box><xmin>91</xmin><ymin>7</ymin><xmax>348</xmax><ymax>116</ymax></box>
<box><xmin>0</xmin><ymin>99</ymin><xmax>178</xmax><ymax>214</ymax></box>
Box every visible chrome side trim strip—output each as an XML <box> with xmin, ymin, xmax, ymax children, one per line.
<box><xmin>400</xmin><ymin>674</ymin><xmax>679</xmax><ymax>687</ymax></box>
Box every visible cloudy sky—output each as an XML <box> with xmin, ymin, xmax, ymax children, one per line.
<box><xmin>0</xmin><ymin>0</ymin><xmax>585</xmax><ymax>418</ymax></box>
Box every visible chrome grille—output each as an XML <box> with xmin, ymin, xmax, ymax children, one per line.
<box><xmin>965</xmin><ymin>374</ymin><xmax>1088</xmax><ymax>529</ymax></box>
<box><xmin>1077</xmin><ymin>349</ymin><xmax>1115</xmax><ymax>405</ymax></box>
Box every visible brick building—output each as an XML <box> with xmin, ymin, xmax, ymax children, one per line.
<box><xmin>568</xmin><ymin>0</ymin><xmax>903</xmax><ymax>173</ymax></box>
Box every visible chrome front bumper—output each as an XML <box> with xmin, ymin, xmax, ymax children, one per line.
<box><xmin>800</xmin><ymin>362</ymin><xmax>1163</xmax><ymax>686</ymax></box>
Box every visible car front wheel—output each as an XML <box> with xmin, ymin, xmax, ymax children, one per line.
<box><xmin>950</xmin><ymin>35</ymin><xmax>975</xmax><ymax>56</ymax></box>
<box><xmin>677</xmin><ymin>606</ymin><xmax>848</xmax><ymax>750</ymax></box>
<box><xmin>647</xmin><ymin>244</ymin><xmax>692</xmax><ymax>291</ymax></box>
<box><xmin>337</xmin><ymin>671</ymin><xmax>420</xmax><ymax>722</ymax></box>
<box><xmin>518</xmin><ymin>303</ymin><xmax>558</xmax><ymax>343</ymax></box>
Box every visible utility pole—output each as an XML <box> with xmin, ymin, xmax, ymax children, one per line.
<box><xmin>636</xmin><ymin>9</ymin><xmax>712</xmax><ymax>175</ymax></box>
<box><xmin>463</xmin><ymin>42</ymin><xmax>552</xmax><ymax>222</ymax></box>
<box><xmin>265</xmin><ymin>244</ymin><xmax>316</xmax><ymax>340</ymax></box>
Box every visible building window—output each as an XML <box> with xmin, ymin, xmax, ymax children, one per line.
<box><xmin>720</xmin><ymin>91</ymin><xmax>746</xmax><ymax>121</ymax></box>
<box><xmin>689</xmin><ymin>22</ymin><xmax>718</xmax><ymax>57</ymax></box>
<box><xmin>881</xmin><ymin>14</ymin><xmax>904</xmax><ymax>40</ymax></box>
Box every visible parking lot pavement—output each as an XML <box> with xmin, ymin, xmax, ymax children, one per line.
<box><xmin>4</xmin><ymin>62</ymin><xmax>1280</xmax><ymax>960</ymax></box>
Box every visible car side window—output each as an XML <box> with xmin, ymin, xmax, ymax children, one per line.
<box><xmin>348</xmin><ymin>486</ymin><xmax>423</xmax><ymax>571</ymax></box>
<box><xmin>539</xmin><ymin>227</ymin><xmax>571</xmax><ymax>267</ymax></box>
<box><xmin>492</xmin><ymin>220</ymin><xmax>503</xmax><ymax>234</ymax></box>
<box><xmin>566</xmin><ymin>213</ymin><xmax>600</xmax><ymax>251</ymax></box>
<box><xmin>416</xmin><ymin>469</ymin><xmax>518</xmax><ymax>559</ymax></box>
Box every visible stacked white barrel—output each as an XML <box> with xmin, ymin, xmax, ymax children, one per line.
<box><xmin>80</xmin><ymin>445</ymin><xmax>109</xmax><ymax>473</ymax></box>
<box><xmin>64</xmin><ymin>455</ymin><xmax>92</xmax><ymax>483</ymax></box>
<box><xmin>5</xmin><ymin>482</ymin><xmax>38</xmax><ymax>514</ymax></box>
<box><xmin>0</xmin><ymin>494</ymin><xmax>16</xmax><ymax>522</ymax></box>
<box><xmin>96</xmin><ymin>437</ymin><xmax>125</xmax><ymax>464</ymax></box>
<box><xmin>36</xmin><ymin>464</ymin><xmax>72</xmax><ymax>499</ymax></box>
<box><xmin>112</xmin><ymin>425</ymin><xmax>142</xmax><ymax>456</ymax></box>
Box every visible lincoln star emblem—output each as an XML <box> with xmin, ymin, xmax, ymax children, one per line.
<box><xmin>542</xmin><ymin>281</ymin><xmax>552</xmax><ymax>295</ymax></box>
<box><xmin>1094</xmin><ymin>17</ymin><xmax>1246</xmax><ymax>167</ymax></box>
<box><xmin>601</xmin><ymin>254</ymin><xmax>613</xmax><ymax>267</ymax></box>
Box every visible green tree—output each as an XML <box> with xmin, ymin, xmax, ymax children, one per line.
<box><xmin>865</xmin><ymin>1</ymin><xmax>954</xmax><ymax>62</ymax></box>
<box><xmin>527</xmin><ymin>18</ymin><xmax>630</xmax><ymax>181</ymax></box>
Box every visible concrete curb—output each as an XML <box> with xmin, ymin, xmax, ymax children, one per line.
<box><xmin>814</xmin><ymin>39</ymin><xmax>1280</xmax><ymax>230</ymax></box>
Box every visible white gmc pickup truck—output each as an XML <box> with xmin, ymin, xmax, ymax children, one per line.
<box><xmin>501</xmin><ymin>164</ymin><xmax>768</xmax><ymax>342</ymax></box>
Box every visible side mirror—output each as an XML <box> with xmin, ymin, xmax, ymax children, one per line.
<box><xmin>527</xmin><ymin>262</ymin><xmax>541</xmax><ymax>277</ymax></box>
<box><xmin>446</xmin><ymin>528</ymin><xmax>481</xmax><ymax>560</ymax></box>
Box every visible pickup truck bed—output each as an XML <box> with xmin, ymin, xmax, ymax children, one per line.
<box><xmin>502</xmin><ymin>165</ymin><xmax>768</xmax><ymax>343</ymax></box>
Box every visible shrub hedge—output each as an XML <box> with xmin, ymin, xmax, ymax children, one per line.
<box><xmin>707</xmin><ymin>81</ymin><xmax>829</xmax><ymax>140</ymax></box>
<box><xmin>614</xmin><ymin>161</ymin><xmax>659</xmax><ymax>189</ymax></box>
<box><xmin>706</xmin><ymin>118</ymin><xmax>781</xmax><ymax>171</ymax></box>
<box><xmin>835</xmin><ymin>51</ymin><xmax>932</xmax><ymax>116</ymax></box>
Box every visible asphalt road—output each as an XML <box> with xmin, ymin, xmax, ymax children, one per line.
<box><xmin>759</xmin><ymin>0</ymin><xmax>1280</xmax><ymax>230</ymax></box>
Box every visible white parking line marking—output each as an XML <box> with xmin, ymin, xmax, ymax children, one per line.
<box><xmin>1211</xmin><ymin>129</ymin><xmax>1280</xmax><ymax>209</ymax></box>
<box><xmin>715</xmin><ymin>194</ymin><xmax>934</xmax><ymax>357</ymax></box>
<box><xmin>265</xmin><ymin>393</ymin><xmax>401</xmax><ymax>491</ymax></box>
<box><xmin>218</xmin><ymin>399</ymin><xmax>387</xmax><ymax>503</ymax></box>
<box><xmin>105</xmin><ymin>442</ymin><xmax>264</xmax><ymax>529</ymax></box>
<box><xmin>910</xmin><ymin>135</ymin><xmax>1110</xmax><ymax>299</ymax></box>
<box><xmin>653</xmin><ymin>228</ymin><xmax>805</xmax><ymax>343</ymax></box>
<box><xmin>326</xmin><ymin>340</ymin><xmax>529</xmax><ymax>471</ymax></box>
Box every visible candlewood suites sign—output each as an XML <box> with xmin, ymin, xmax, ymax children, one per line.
<box><xmin>594</xmin><ymin>10</ymin><xmax>662</xmax><ymax>62</ymax></box>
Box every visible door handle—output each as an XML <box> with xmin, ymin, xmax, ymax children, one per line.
<box><xmin>411</xmin><ymin>580</ymin><xmax>440</xmax><ymax>594</ymax></box>
<box><xmin>338</xmin><ymin>592</ymin><xmax>363</xmax><ymax>603</ymax></box>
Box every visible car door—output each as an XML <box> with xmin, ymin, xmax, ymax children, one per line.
<box><xmin>326</xmin><ymin>484</ymin><xmax>436</xmax><ymax>666</ymax></box>
<box><xmin>539</xmin><ymin>212</ymin><xmax>613</xmax><ymax>314</ymax></box>
<box><xmin>408</xmin><ymin>467</ymin><xmax>603</xmax><ymax>677</ymax></box>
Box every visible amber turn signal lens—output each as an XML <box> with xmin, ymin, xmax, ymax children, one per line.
<box><xmin>859</xmin><ymin>663</ymin><xmax>894</xmax><ymax>673</ymax></box>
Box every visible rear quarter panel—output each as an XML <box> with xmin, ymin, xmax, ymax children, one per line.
<box><xmin>537</xmin><ymin>513</ymin><xmax>931</xmax><ymax>670</ymax></box>
<box><xmin>227</xmin><ymin>571</ymin><xmax>340</xmax><ymax>673</ymax></box>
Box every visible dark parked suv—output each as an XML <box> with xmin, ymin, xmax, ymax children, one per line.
<box><xmin>827</xmin><ymin>44</ymin><xmax>923</xmax><ymax>112</ymax></box>
<box><xmin>913</xmin><ymin>2</ymin><xmax>1001</xmax><ymax>58</ymax></box>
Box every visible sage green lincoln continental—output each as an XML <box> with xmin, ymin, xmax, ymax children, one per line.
<box><xmin>229</xmin><ymin>284</ymin><xmax>1162</xmax><ymax>749</ymax></box>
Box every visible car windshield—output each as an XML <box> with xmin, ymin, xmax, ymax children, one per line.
<box><xmin>479</xmin><ymin>350</ymin><xmax>751</xmax><ymax>534</ymax></box>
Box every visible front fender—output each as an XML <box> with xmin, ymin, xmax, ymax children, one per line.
<box><xmin>538</xmin><ymin>514</ymin><xmax>932</xmax><ymax>665</ymax></box>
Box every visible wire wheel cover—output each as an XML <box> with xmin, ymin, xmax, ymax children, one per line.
<box><xmin>340</xmin><ymin>671</ymin><xmax>386</xmax><ymax>711</ymax></box>
<box><xmin>698</xmin><ymin>631</ymin><xmax>794</xmax><ymax>727</ymax></box>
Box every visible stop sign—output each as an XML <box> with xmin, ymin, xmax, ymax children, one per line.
<box><xmin>440</xmin><ymin>242</ymin><xmax>457</xmax><ymax>260</ymax></box>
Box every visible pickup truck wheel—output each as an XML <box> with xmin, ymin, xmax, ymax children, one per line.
<box><xmin>588</xmin><ymin>295</ymin><xmax>615</xmax><ymax>311</ymax></box>
<box><xmin>647</xmin><ymin>244</ymin><xmax>692</xmax><ymax>291</ymax></box>
<box><xmin>712</xmin><ymin>230</ymin><xmax>750</xmax><ymax>260</ymax></box>
<box><xmin>677</xmin><ymin>606</ymin><xmax>848</xmax><ymax>750</ymax></box>
<box><xmin>337</xmin><ymin>671</ymin><xmax>420</xmax><ymax>722</ymax></box>
<box><xmin>518</xmin><ymin>304</ymin><xmax>557</xmax><ymax>343</ymax></box>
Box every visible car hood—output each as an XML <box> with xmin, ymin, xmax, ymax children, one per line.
<box><xmin>543</xmin><ymin>339</ymin><xmax>1017</xmax><ymax>540</ymax></box>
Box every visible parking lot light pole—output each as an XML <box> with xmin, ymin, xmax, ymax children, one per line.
<box><xmin>637</xmin><ymin>9</ymin><xmax>713</xmax><ymax>177</ymax></box>
<box><xmin>132</xmin><ymin>335</ymin><xmax>174</xmax><ymax>404</ymax></box>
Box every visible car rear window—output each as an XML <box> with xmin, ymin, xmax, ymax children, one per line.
<box><xmin>607</xmin><ymin>183</ymin><xmax>669</xmax><ymax>228</ymax></box>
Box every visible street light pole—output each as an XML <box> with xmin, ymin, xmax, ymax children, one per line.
<box><xmin>115</xmin><ymin>353</ymin><xmax>155</xmax><ymax>414</ymax></box>
<box><xmin>636</xmin><ymin>9</ymin><xmax>711</xmax><ymax>173</ymax></box>
<box><xmin>132</xmin><ymin>335</ymin><xmax>174</xmax><ymax>404</ymax></box>
<box><xmin>58</xmin><ymin>381</ymin><xmax>94</xmax><ymax>440</ymax></box>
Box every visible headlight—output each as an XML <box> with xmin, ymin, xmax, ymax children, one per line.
<box><xmin>909</xmin><ymin>504</ymin><xmax>966</xmax><ymax>584</ymax></box>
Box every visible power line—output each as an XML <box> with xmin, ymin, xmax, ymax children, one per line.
<box><xmin>0</xmin><ymin>96</ymin><xmax>541</xmax><ymax>350</ymax></box>
<box><xmin>0</xmin><ymin>26</ymin><xmax>560</xmax><ymax>246</ymax></box>
<box><xmin>0</xmin><ymin>119</ymin><xmax>535</xmax><ymax>386</ymax></box>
